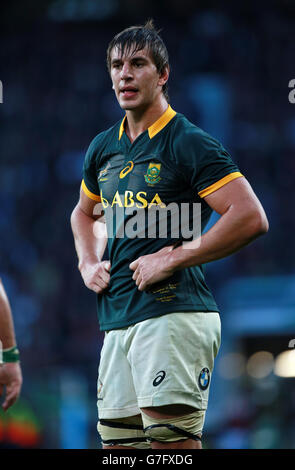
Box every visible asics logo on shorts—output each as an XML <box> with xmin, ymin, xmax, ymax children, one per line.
<box><xmin>153</xmin><ymin>370</ymin><xmax>166</xmax><ymax>386</ymax></box>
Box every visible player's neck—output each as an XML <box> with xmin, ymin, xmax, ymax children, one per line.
<box><xmin>125</xmin><ymin>97</ymin><xmax>168</xmax><ymax>143</ymax></box>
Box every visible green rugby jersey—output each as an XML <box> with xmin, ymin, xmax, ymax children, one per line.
<box><xmin>82</xmin><ymin>106</ymin><xmax>243</xmax><ymax>331</ymax></box>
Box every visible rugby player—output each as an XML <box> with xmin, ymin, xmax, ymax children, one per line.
<box><xmin>0</xmin><ymin>279</ymin><xmax>22</xmax><ymax>411</ymax></box>
<box><xmin>70</xmin><ymin>20</ymin><xmax>268</xmax><ymax>449</ymax></box>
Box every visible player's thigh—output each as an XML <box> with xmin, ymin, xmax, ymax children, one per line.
<box><xmin>128</xmin><ymin>311</ymin><xmax>221</xmax><ymax>411</ymax></box>
<box><xmin>97</xmin><ymin>329</ymin><xmax>139</xmax><ymax>419</ymax></box>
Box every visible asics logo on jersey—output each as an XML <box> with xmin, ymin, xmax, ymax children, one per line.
<box><xmin>119</xmin><ymin>161</ymin><xmax>134</xmax><ymax>179</ymax></box>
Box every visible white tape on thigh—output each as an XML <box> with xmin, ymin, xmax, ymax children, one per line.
<box><xmin>141</xmin><ymin>410</ymin><xmax>205</xmax><ymax>443</ymax></box>
<box><xmin>97</xmin><ymin>415</ymin><xmax>150</xmax><ymax>449</ymax></box>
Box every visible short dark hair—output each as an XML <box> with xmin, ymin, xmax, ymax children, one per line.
<box><xmin>106</xmin><ymin>19</ymin><xmax>170</xmax><ymax>102</ymax></box>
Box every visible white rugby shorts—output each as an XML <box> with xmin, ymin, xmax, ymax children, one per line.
<box><xmin>97</xmin><ymin>311</ymin><xmax>221</xmax><ymax>419</ymax></box>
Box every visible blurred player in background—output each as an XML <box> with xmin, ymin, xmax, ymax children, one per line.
<box><xmin>71</xmin><ymin>20</ymin><xmax>268</xmax><ymax>449</ymax></box>
<box><xmin>0</xmin><ymin>279</ymin><xmax>22</xmax><ymax>411</ymax></box>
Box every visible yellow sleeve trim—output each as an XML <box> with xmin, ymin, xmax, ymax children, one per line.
<box><xmin>81</xmin><ymin>179</ymin><xmax>101</xmax><ymax>202</ymax></box>
<box><xmin>198</xmin><ymin>172</ymin><xmax>244</xmax><ymax>198</ymax></box>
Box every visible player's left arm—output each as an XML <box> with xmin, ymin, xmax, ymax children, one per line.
<box><xmin>167</xmin><ymin>176</ymin><xmax>268</xmax><ymax>270</ymax></box>
<box><xmin>130</xmin><ymin>177</ymin><xmax>268</xmax><ymax>290</ymax></box>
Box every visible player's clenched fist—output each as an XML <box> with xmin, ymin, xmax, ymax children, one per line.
<box><xmin>80</xmin><ymin>260</ymin><xmax>111</xmax><ymax>294</ymax></box>
<box><xmin>129</xmin><ymin>246</ymin><xmax>175</xmax><ymax>291</ymax></box>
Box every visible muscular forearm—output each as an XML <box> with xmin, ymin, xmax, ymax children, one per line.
<box><xmin>70</xmin><ymin>204</ymin><xmax>108</xmax><ymax>270</ymax></box>
<box><xmin>0</xmin><ymin>280</ymin><xmax>16</xmax><ymax>349</ymax></box>
<box><xmin>168</xmin><ymin>205</ymin><xmax>268</xmax><ymax>271</ymax></box>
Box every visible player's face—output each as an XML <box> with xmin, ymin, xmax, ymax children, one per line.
<box><xmin>110</xmin><ymin>45</ymin><xmax>165</xmax><ymax>110</ymax></box>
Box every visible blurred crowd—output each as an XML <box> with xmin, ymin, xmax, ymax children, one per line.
<box><xmin>0</xmin><ymin>0</ymin><xmax>294</xmax><ymax>448</ymax></box>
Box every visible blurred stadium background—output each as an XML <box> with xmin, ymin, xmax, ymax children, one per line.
<box><xmin>0</xmin><ymin>0</ymin><xmax>295</xmax><ymax>449</ymax></box>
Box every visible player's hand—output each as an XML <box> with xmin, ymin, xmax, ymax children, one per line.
<box><xmin>80</xmin><ymin>260</ymin><xmax>111</xmax><ymax>294</ymax></box>
<box><xmin>0</xmin><ymin>362</ymin><xmax>23</xmax><ymax>411</ymax></box>
<box><xmin>129</xmin><ymin>246</ymin><xmax>175</xmax><ymax>291</ymax></box>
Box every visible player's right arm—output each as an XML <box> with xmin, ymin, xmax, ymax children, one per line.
<box><xmin>70</xmin><ymin>186</ymin><xmax>110</xmax><ymax>294</ymax></box>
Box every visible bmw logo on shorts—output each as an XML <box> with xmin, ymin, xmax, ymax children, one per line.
<box><xmin>198</xmin><ymin>367</ymin><xmax>210</xmax><ymax>391</ymax></box>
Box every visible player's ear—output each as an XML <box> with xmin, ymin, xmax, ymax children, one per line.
<box><xmin>158</xmin><ymin>65</ymin><xmax>169</xmax><ymax>87</ymax></box>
